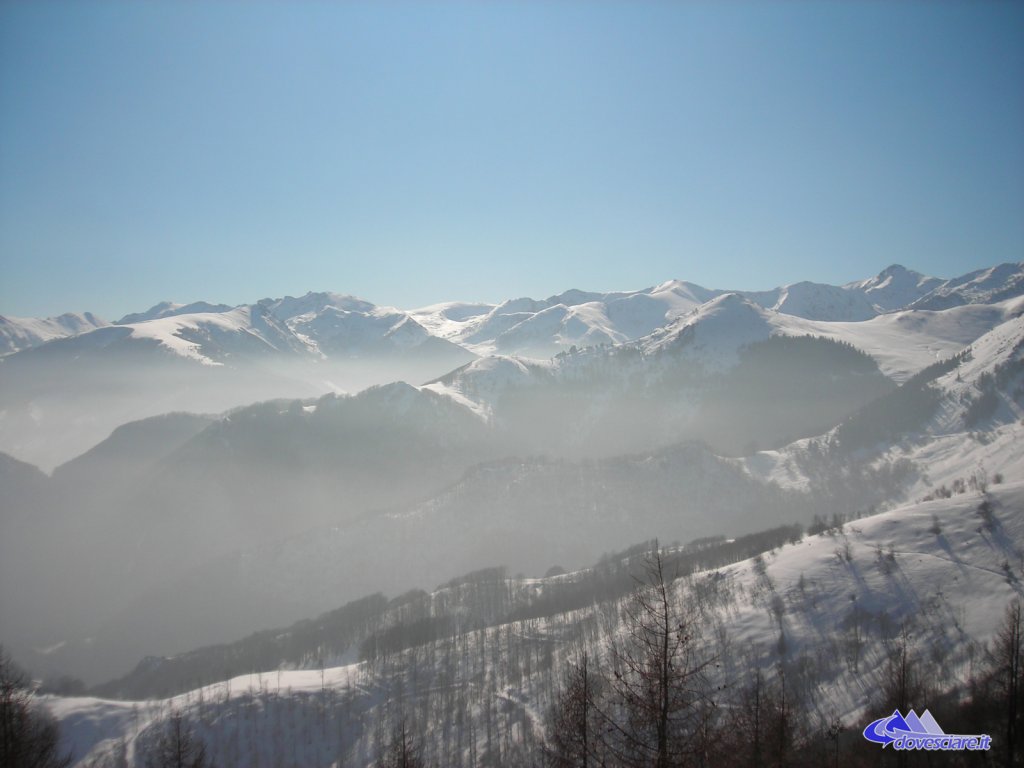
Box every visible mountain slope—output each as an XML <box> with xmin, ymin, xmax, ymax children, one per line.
<box><xmin>0</xmin><ymin>383</ymin><xmax>502</xmax><ymax>684</ymax></box>
<box><xmin>0</xmin><ymin>311</ymin><xmax>108</xmax><ymax>356</ymax></box>
<box><xmin>744</xmin><ymin>309</ymin><xmax>1024</xmax><ymax>510</ymax></box>
<box><xmin>910</xmin><ymin>261</ymin><xmax>1024</xmax><ymax>310</ymax></box>
<box><xmin>49</xmin><ymin>482</ymin><xmax>1024</xmax><ymax>767</ymax></box>
<box><xmin>845</xmin><ymin>263</ymin><xmax>944</xmax><ymax>311</ymax></box>
<box><xmin>116</xmin><ymin>301</ymin><xmax>235</xmax><ymax>325</ymax></box>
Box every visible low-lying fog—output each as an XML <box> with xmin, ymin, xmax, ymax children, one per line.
<box><xmin>0</xmin><ymin>334</ymin><xmax>913</xmax><ymax>685</ymax></box>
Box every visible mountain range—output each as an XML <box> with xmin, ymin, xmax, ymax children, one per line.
<box><xmin>2</xmin><ymin>262</ymin><xmax>1021</xmax><ymax>471</ymax></box>
<box><xmin>3</xmin><ymin>262</ymin><xmax>1020</xmax><ymax>359</ymax></box>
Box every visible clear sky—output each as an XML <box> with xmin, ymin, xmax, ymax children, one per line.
<box><xmin>1</xmin><ymin>1</ymin><xmax>1022</xmax><ymax>320</ymax></box>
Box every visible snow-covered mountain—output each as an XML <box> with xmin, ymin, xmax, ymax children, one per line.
<box><xmin>639</xmin><ymin>291</ymin><xmax>1024</xmax><ymax>381</ymax></box>
<box><xmin>740</xmin><ymin>262</ymin><xmax>1023</xmax><ymax>322</ymax></box>
<box><xmin>111</xmin><ymin>305</ymin><xmax>313</xmax><ymax>364</ymax></box>
<box><xmin>45</xmin><ymin>293</ymin><xmax>472</xmax><ymax>368</ymax></box>
<box><xmin>856</xmin><ymin>309</ymin><xmax>1024</xmax><ymax>495</ymax></box>
<box><xmin>0</xmin><ymin>261</ymin><xmax>1018</xmax><ymax>472</ymax></box>
<box><xmin>6</xmin><ymin>262</ymin><xmax>1022</xmax><ymax>367</ymax></box>
<box><xmin>910</xmin><ymin>261</ymin><xmax>1024</xmax><ymax>310</ymax></box>
<box><xmin>254</xmin><ymin>291</ymin><xmax>474</xmax><ymax>363</ymax></box>
<box><xmin>0</xmin><ymin>293</ymin><xmax>475</xmax><ymax>470</ymax></box>
<box><xmin>408</xmin><ymin>281</ymin><xmax>717</xmax><ymax>358</ymax></box>
<box><xmin>405</xmin><ymin>262</ymin><xmax>1024</xmax><ymax>358</ymax></box>
<box><xmin>845</xmin><ymin>263</ymin><xmax>944</xmax><ymax>311</ymax></box>
<box><xmin>423</xmin><ymin>292</ymin><xmax>1024</xmax><ymax>446</ymax></box>
<box><xmin>116</xmin><ymin>300</ymin><xmax>235</xmax><ymax>325</ymax></box>
<box><xmin>0</xmin><ymin>311</ymin><xmax>108</xmax><ymax>356</ymax></box>
<box><xmin>640</xmin><ymin>292</ymin><xmax>781</xmax><ymax>365</ymax></box>
<box><xmin>742</xmin><ymin>308</ymin><xmax>1024</xmax><ymax>510</ymax></box>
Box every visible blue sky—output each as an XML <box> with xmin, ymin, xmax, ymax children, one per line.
<box><xmin>1</xmin><ymin>1</ymin><xmax>1022</xmax><ymax>319</ymax></box>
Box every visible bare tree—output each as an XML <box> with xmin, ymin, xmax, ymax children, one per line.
<box><xmin>543</xmin><ymin>652</ymin><xmax>608</xmax><ymax>767</ymax></box>
<box><xmin>0</xmin><ymin>646</ymin><xmax>72</xmax><ymax>768</ymax></box>
<box><xmin>607</xmin><ymin>546</ymin><xmax>718</xmax><ymax>768</ymax></box>
<box><xmin>143</xmin><ymin>710</ymin><xmax>208</xmax><ymax>768</ymax></box>
<box><xmin>994</xmin><ymin>600</ymin><xmax>1024</xmax><ymax>768</ymax></box>
<box><xmin>725</xmin><ymin>668</ymin><xmax>767</xmax><ymax>767</ymax></box>
<box><xmin>379</xmin><ymin>717</ymin><xmax>428</xmax><ymax>768</ymax></box>
<box><xmin>872</xmin><ymin>626</ymin><xmax>930</xmax><ymax>768</ymax></box>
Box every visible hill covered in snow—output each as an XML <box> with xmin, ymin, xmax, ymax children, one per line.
<box><xmin>44</xmin><ymin>481</ymin><xmax>1024</xmax><ymax>767</ymax></box>
<box><xmin>0</xmin><ymin>311</ymin><xmax>108</xmax><ymax>356</ymax></box>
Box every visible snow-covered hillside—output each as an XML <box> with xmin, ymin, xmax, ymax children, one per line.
<box><xmin>845</xmin><ymin>264</ymin><xmax>944</xmax><ymax>312</ymax></box>
<box><xmin>911</xmin><ymin>262</ymin><xmax>1024</xmax><ymax>311</ymax></box>
<box><xmin>47</xmin><ymin>482</ymin><xmax>1024</xmax><ymax>767</ymax></box>
<box><xmin>0</xmin><ymin>311</ymin><xmax>108</xmax><ymax>356</ymax></box>
<box><xmin>879</xmin><ymin>310</ymin><xmax>1024</xmax><ymax>496</ymax></box>
<box><xmin>116</xmin><ymin>301</ymin><xmax>235</xmax><ymax>325</ymax></box>
<box><xmin>743</xmin><ymin>308</ymin><xmax>1024</xmax><ymax>508</ymax></box>
<box><xmin>640</xmin><ymin>292</ymin><xmax>782</xmax><ymax>368</ymax></box>
<box><xmin>115</xmin><ymin>305</ymin><xmax>313</xmax><ymax>364</ymax></box>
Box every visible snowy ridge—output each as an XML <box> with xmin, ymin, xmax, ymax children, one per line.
<box><xmin>406</xmin><ymin>301</ymin><xmax>499</xmax><ymax>340</ymax></box>
<box><xmin>8</xmin><ymin>261</ymin><xmax>1023</xmax><ymax>368</ymax></box>
<box><xmin>422</xmin><ymin>356</ymin><xmax>551</xmax><ymax>419</ymax></box>
<box><xmin>910</xmin><ymin>262</ymin><xmax>1024</xmax><ymax>311</ymax></box>
<box><xmin>415</xmin><ymin>293</ymin><xmax>1024</xmax><ymax>429</ymax></box>
<box><xmin>771</xmin><ymin>281</ymin><xmax>878</xmax><ymax>321</ymax></box>
<box><xmin>639</xmin><ymin>293</ymin><xmax>1024</xmax><ymax>382</ymax></box>
<box><xmin>413</xmin><ymin>282</ymin><xmax>710</xmax><ymax>357</ymax></box>
<box><xmin>845</xmin><ymin>264</ymin><xmax>944</xmax><ymax>312</ymax></box>
<box><xmin>287</xmin><ymin>306</ymin><xmax>435</xmax><ymax>357</ymax></box>
<box><xmin>7</xmin><ymin>293</ymin><xmax>473</xmax><ymax>369</ymax></box>
<box><xmin>260</xmin><ymin>291</ymin><xmax>377</xmax><ymax>321</ymax></box>
<box><xmin>0</xmin><ymin>312</ymin><xmax>108</xmax><ymax>356</ymax></box>
<box><xmin>640</xmin><ymin>293</ymin><xmax>781</xmax><ymax>366</ymax></box>
<box><xmin>117</xmin><ymin>305</ymin><xmax>312</xmax><ymax>365</ymax></box>
<box><xmin>116</xmin><ymin>301</ymin><xmax>235</xmax><ymax>325</ymax></box>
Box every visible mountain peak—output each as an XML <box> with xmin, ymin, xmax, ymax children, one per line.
<box><xmin>845</xmin><ymin>264</ymin><xmax>943</xmax><ymax>313</ymax></box>
<box><xmin>117</xmin><ymin>301</ymin><xmax>234</xmax><ymax>325</ymax></box>
<box><xmin>879</xmin><ymin>263</ymin><xmax>912</xmax><ymax>277</ymax></box>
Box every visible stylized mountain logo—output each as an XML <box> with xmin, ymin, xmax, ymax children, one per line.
<box><xmin>863</xmin><ymin>709</ymin><xmax>991</xmax><ymax>752</ymax></box>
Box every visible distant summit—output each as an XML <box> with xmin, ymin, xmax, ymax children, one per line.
<box><xmin>846</xmin><ymin>264</ymin><xmax>944</xmax><ymax>312</ymax></box>
<box><xmin>0</xmin><ymin>311</ymin><xmax>108</xmax><ymax>356</ymax></box>
<box><xmin>117</xmin><ymin>301</ymin><xmax>234</xmax><ymax>325</ymax></box>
